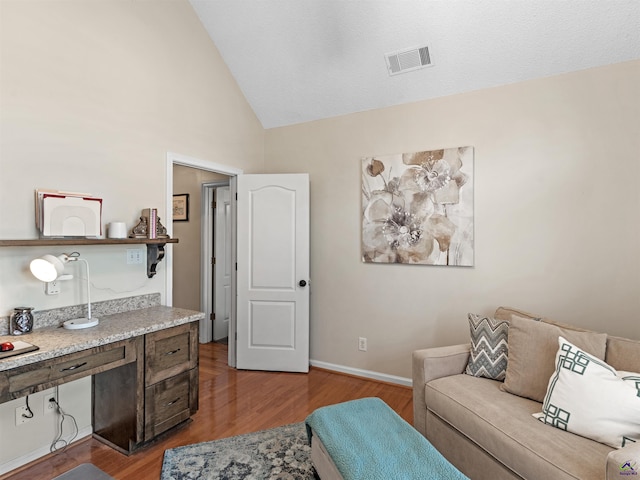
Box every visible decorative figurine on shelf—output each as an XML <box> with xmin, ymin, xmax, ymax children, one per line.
<box><xmin>129</xmin><ymin>216</ymin><xmax>148</xmax><ymax>238</ymax></box>
<box><xmin>156</xmin><ymin>217</ymin><xmax>169</xmax><ymax>238</ymax></box>
<box><xmin>128</xmin><ymin>209</ymin><xmax>170</xmax><ymax>239</ymax></box>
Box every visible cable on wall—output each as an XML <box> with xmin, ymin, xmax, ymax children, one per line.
<box><xmin>22</xmin><ymin>396</ymin><xmax>34</xmax><ymax>419</ymax></box>
<box><xmin>49</xmin><ymin>390</ymin><xmax>79</xmax><ymax>454</ymax></box>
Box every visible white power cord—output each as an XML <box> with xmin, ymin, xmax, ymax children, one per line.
<box><xmin>49</xmin><ymin>389</ymin><xmax>79</xmax><ymax>454</ymax></box>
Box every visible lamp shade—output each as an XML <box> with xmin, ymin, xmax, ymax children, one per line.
<box><xmin>29</xmin><ymin>254</ymin><xmax>67</xmax><ymax>282</ymax></box>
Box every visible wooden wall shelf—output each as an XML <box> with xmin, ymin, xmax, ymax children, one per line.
<box><xmin>0</xmin><ymin>238</ymin><xmax>177</xmax><ymax>247</ymax></box>
<box><xmin>0</xmin><ymin>238</ymin><xmax>178</xmax><ymax>278</ymax></box>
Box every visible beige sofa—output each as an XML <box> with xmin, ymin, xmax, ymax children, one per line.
<box><xmin>412</xmin><ymin>307</ymin><xmax>640</xmax><ymax>480</ymax></box>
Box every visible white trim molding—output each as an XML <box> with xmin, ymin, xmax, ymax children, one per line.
<box><xmin>168</xmin><ymin>151</ymin><xmax>243</xmax><ymax>175</ymax></box>
<box><xmin>0</xmin><ymin>426</ymin><xmax>92</xmax><ymax>475</ymax></box>
<box><xmin>165</xmin><ymin>152</ymin><xmax>243</xmax><ymax>306</ymax></box>
<box><xmin>310</xmin><ymin>359</ymin><xmax>412</xmax><ymax>387</ymax></box>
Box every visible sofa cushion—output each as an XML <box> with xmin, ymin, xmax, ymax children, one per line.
<box><xmin>494</xmin><ymin>306</ymin><xmax>543</xmax><ymax>323</ymax></box>
<box><xmin>534</xmin><ymin>336</ymin><xmax>640</xmax><ymax>448</ymax></box>
<box><xmin>495</xmin><ymin>306</ymin><xmax>591</xmax><ymax>332</ymax></box>
<box><xmin>465</xmin><ymin>314</ymin><xmax>509</xmax><ymax>381</ymax></box>
<box><xmin>606</xmin><ymin>335</ymin><xmax>640</xmax><ymax>372</ymax></box>
<box><xmin>502</xmin><ymin>316</ymin><xmax>607</xmax><ymax>402</ymax></box>
<box><xmin>425</xmin><ymin>374</ymin><xmax>613</xmax><ymax>480</ymax></box>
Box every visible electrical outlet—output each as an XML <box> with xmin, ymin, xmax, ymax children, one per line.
<box><xmin>45</xmin><ymin>279</ymin><xmax>61</xmax><ymax>295</ymax></box>
<box><xmin>44</xmin><ymin>394</ymin><xmax>57</xmax><ymax>414</ymax></box>
<box><xmin>15</xmin><ymin>406</ymin><xmax>32</xmax><ymax>426</ymax></box>
<box><xmin>358</xmin><ymin>337</ymin><xmax>367</xmax><ymax>352</ymax></box>
<box><xmin>126</xmin><ymin>249</ymin><xmax>144</xmax><ymax>265</ymax></box>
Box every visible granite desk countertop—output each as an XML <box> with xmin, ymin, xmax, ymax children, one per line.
<box><xmin>0</xmin><ymin>306</ymin><xmax>204</xmax><ymax>372</ymax></box>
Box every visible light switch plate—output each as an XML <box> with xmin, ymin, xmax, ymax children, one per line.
<box><xmin>126</xmin><ymin>249</ymin><xmax>144</xmax><ymax>265</ymax></box>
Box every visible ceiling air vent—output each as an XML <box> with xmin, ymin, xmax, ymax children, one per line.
<box><xmin>385</xmin><ymin>45</ymin><xmax>432</xmax><ymax>76</ymax></box>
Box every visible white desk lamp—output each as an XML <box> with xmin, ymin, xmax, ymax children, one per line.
<box><xmin>30</xmin><ymin>252</ymin><xmax>99</xmax><ymax>330</ymax></box>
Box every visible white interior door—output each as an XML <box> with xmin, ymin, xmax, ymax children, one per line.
<box><xmin>213</xmin><ymin>186</ymin><xmax>232</xmax><ymax>341</ymax></box>
<box><xmin>235</xmin><ymin>173</ymin><xmax>310</xmax><ymax>372</ymax></box>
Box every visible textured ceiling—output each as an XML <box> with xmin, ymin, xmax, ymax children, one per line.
<box><xmin>189</xmin><ymin>0</ymin><xmax>640</xmax><ymax>129</ymax></box>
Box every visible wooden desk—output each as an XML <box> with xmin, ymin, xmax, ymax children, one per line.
<box><xmin>0</xmin><ymin>306</ymin><xmax>202</xmax><ymax>454</ymax></box>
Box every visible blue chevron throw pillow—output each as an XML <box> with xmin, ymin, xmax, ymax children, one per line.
<box><xmin>465</xmin><ymin>314</ymin><xmax>509</xmax><ymax>381</ymax></box>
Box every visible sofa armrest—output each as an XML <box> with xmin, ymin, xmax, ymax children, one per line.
<box><xmin>412</xmin><ymin>344</ymin><xmax>470</xmax><ymax>437</ymax></box>
<box><xmin>607</xmin><ymin>442</ymin><xmax>640</xmax><ymax>479</ymax></box>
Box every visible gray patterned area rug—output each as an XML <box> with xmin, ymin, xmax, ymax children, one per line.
<box><xmin>161</xmin><ymin>422</ymin><xmax>318</xmax><ymax>480</ymax></box>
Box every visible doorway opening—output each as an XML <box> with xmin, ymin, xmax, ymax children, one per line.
<box><xmin>166</xmin><ymin>152</ymin><xmax>242</xmax><ymax>367</ymax></box>
<box><xmin>166</xmin><ymin>153</ymin><xmax>310</xmax><ymax>373</ymax></box>
<box><xmin>202</xmin><ymin>182</ymin><xmax>232</xmax><ymax>345</ymax></box>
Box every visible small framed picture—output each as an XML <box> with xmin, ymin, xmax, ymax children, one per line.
<box><xmin>173</xmin><ymin>193</ymin><xmax>189</xmax><ymax>222</ymax></box>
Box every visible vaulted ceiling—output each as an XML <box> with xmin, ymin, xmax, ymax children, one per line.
<box><xmin>190</xmin><ymin>1</ymin><xmax>640</xmax><ymax>129</ymax></box>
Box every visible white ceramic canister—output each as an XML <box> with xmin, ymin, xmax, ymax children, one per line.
<box><xmin>108</xmin><ymin>222</ymin><xmax>127</xmax><ymax>239</ymax></box>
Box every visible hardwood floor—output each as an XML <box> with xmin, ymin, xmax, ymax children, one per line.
<box><xmin>2</xmin><ymin>342</ymin><xmax>413</xmax><ymax>480</ymax></box>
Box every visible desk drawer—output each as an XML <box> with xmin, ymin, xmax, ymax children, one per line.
<box><xmin>145</xmin><ymin>323</ymin><xmax>197</xmax><ymax>386</ymax></box>
<box><xmin>1</xmin><ymin>339</ymin><xmax>137</xmax><ymax>401</ymax></box>
<box><xmin>144</xmin><ymin>370</ymin><xmax>191</xmax><ymax>440</ymax></box>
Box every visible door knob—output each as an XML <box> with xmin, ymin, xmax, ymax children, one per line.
<box><xmin>298</xmin><ymin>280</ymin><xmax>307</xmax><ymax>287</ymax></box>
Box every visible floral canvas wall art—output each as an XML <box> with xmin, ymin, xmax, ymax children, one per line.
<box><xmin>362</xmin><ymin>146</ymin><xmax>474</xmax><ymax>266</ymax></box>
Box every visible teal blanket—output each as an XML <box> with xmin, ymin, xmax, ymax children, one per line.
<box><xmin>305</xmin><ymin>397</ymin><xmax>468</xmax><ymax>480</ymax></box>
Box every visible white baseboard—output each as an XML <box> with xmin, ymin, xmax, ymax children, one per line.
<box><xmin>0</xmin><ymin>426</ymin><xmax>92</xmax><ymax>476</ymax></box>
<box><xmin>310</xmin><ymin>359</ymin><xmax>412</xmax><ymax>387</ymax></box>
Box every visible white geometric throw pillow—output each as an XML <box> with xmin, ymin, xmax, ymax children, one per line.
<box><xmin>465</xmin><ymin>314</ymin><xmax>509</xmax><ymax>381</ymax></box>
<box><xmin>533</xmin><ymin>336</ymin><xmax>640</xmax><ymax>449</ymax></box>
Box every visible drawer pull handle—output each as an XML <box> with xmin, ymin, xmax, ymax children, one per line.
<box><xmin>61</xmin><ymin>362</ymin><xmax>87</xmax><ymax>372</ymax></box>
<box><xmin>166</xmin><ymin>397</ymin><xmax>180</xmax><ymax>407</ymax></box>
<box><xmin>165</xmin><ymin>348</ymin><xmax>181</xmax><ymax>356</ymax></box>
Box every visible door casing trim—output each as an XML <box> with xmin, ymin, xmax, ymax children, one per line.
<box><xmin>166</xmin><ymin>152</ymin><xmax>243</xmax><ymax>367</ymax></box>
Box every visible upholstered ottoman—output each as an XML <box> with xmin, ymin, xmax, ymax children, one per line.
<box><xmin>305</xmin><ymin>397</ymin><xmax>468</xmax><ymax>480</ymax></box>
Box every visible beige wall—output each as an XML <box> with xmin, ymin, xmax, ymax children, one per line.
<box><xmin>0</xmin><ymin>0</ymin><xmax>264</xmax><ymax>315</ymax></box>
<box><xmin>1</xmin><ymin>0</ymin><xmax>639</xmax><ymax>471</ymax></box>
<box><xmin>0</xmin><ymin>0</ymin><xmax>262</xmax><ymax>472</ymax></box>
<box><xmin>265</xmin><ymin>60</ymin><xmax>640</xmax><ymax>379</ymax></box>
<box><xmin>173</xmin><ymin>164</ymin><xmax>229</xmax><ymax>311</ymax></box>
